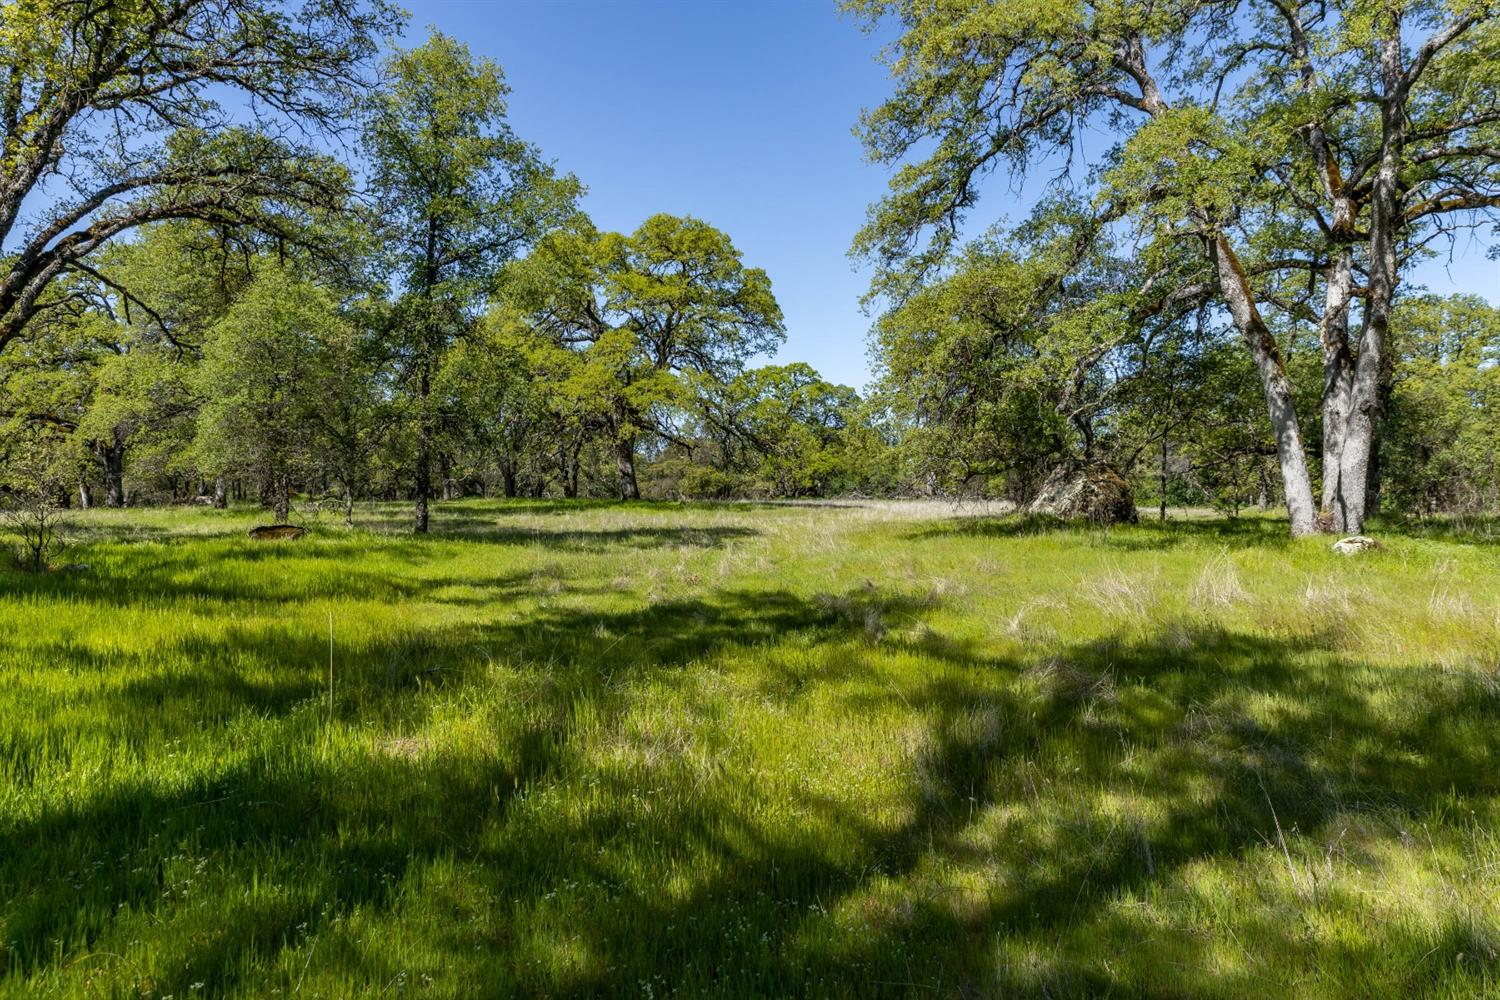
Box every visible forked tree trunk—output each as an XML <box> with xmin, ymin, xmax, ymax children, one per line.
<box><xmin>213</xmin><ymin>476</ymin><xmax>227</xmax><ymax>509</ymax></box>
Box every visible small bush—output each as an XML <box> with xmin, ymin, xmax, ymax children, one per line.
<box><xmin>1</xmin><ymin>429</ymin><xmax>69</xmax><ymax>572</ymax></box>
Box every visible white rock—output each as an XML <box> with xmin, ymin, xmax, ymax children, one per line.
<box><xmin>1331</xmin><ymin>535</ymin><xmax>1382</xmax><ymax>555</ymax></box>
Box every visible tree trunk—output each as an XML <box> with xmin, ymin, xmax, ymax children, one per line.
<box><xmin>1335</xmin><ymin>26</ymin><xmax>1404</xmax><ymax>535</ymax></box>
<box><xmin>78</xmin><ymin>479</ymin><xmax>93</xmax><ymax>510</ymax></box>
<box><xmin>273</xmin><ymin>473</ymin><xmax>291</xmax><ymax>524</ymax></box>
<box><xmin>1319</xmin><ymin>250</ymin><xmax>1355</xmax><ymax>520</ymax></box>
<box><xmin>1209</xmin><ymin>234</ymin><xmax>1319</xmax><ymax>536</ymax></box>
<box><xmin>559</xmin><ymin>441</ymin><xmax>581</xmax><ymax>499</ymax></box>
<box><xmin>500</xmin><ymin>459</ymin><xmax>518</xmax><ymax>499</ymax></box>
<box><xmin>100</xmin><ymin>434</ymin><xmax>126</xmax><ymax>508</ymax></box>
<box><xmin>344</xmin><ymin>483</ymin><xmax>354</xmax><ymax>528</ymax></box>
<box><xmin>564</xmin><ymin>456</ymin><xmax>579</xmax><ymax>499</ymax></box>
<box><xmin>615</xmin><ymin>436</ymin><xmax>640</xmax><ymax>500</ymax></box>
<box><xmin>414</xmin><ymin>363</ymin><xmax>431</xmax><ymax>533</ymax></box>
<box><xmin>1158</xmin><ymin>435</ymin><xmax>1168</xmax><ymax>522</ymax></box>
<box><xmin>213</xmin><ymin>476</ymin><xmax>227</xmax><ymax>509</ymax></box>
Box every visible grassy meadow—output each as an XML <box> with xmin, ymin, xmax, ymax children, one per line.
<box><xmin>2</xmin><ymin>499</ymin><xmax>1499</xmax><ymax>997</ymax></box>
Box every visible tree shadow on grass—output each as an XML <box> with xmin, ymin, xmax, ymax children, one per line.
<box><xmin>0</xmin><ymin>581</ymin><xmax>938</xmax><ymax>995</ymax></box>
<box><xmin>1</xmin><ymin>520</ymin><xmax>759</xmax><ymax>611</ymax></box>
<box><xmin>4</xmin><ymin>585</ymin><xmax>1500</xmax><ymax>995</ymax></box>
<box><xmin>474</xmin><ymin>623</ymin><xmax>1498</xmax><ymax>996</ymax></box>
<box><xmin>909</xmin><ymin>513</ymin><xmax>1296</xmax><ymax>552</ymax></box>
<box><xmin>1376</xmin><ymin>513</ymin><xmax>1500</xmax><ymax>547</ymax></box>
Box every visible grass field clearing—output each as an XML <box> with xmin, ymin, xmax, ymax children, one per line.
<box><xmin>2</xmin><ymin>500</ymin><xmax>1498</xmax><ymax>997</ymax></box>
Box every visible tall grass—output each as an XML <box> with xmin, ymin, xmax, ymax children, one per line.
<box><xmin>2</xmin><ymin>501</ymin><xmax>1498</xmax><ymax>997</ymax></box>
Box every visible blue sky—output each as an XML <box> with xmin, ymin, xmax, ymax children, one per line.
<box><xmin>404</xmin><ymin>0</ymin><xmax>1496</xmax><ymax>390</ymax></box>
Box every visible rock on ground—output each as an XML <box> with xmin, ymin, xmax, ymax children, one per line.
<box><xmin>1026</xmin><ymin>462</ymin><xmax>1139</xmax><ymax>525</ymax></box>
<box><xmin>1332</xmin><ymin>535</ymin><xmax>1383</xmax><ymax>555</ymax></box>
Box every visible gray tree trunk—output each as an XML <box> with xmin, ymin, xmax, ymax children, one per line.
<box><xmin>1210</xmin><ymin>234</ymin><xmax>1319</xmax><ymax>536</ymax></box>
<box><xmin>1335</xmin><ymin>26</ymin><xmax>1405</xmax><ymax>535</ymax></box>
<box><xmin>1319</xmin><ymin>250</ymin><xmax>1355</xmax><ymax>520</ymax></box>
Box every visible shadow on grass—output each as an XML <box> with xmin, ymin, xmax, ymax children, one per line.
<box><xmin>1</xmin><ymin>522</ymin><xmax>760</xmax><ymax>610</ymax></box>
<box><xmin>909</xmin><ymin>512</ymin><xmax>1296</xmax><ymax>552</ymax></box>
<box><xmin>4</xmin><ymin>579</ymin><xmax>1499</xmax><ymax>994</ymax></box>
<box><xmin>1376</xmin><ymin>513</ymin><xmax>1500</xmax><ymax>547</ymax></box>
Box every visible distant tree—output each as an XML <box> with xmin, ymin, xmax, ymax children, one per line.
<box><xmin>506</xmin><ymin>214</ymin><xmax>785</xmax><ymax>499</ymax></box>
<box><xmin>69</xmin><ymin>223</ymin><xmax>258</xmax><ymax>506</ymax></box>
<box><xmin>193</xmin><ymin>269</ymin><xmax>348</xmax><ymax>523</ymax></box>
<box><xmin>435</xmin><ymin>312</ymin><xmax>547</xmax><ymax>499</ymax></box>
<box><xmin>0</xmin><ymin>0</ymin><xmax>398</xmax><ymax>355</ymax></box>
<box><xmin>870</xmin><ymin>198</ymin><xmax>1160</xmax><ymax>501</ymax></box>
<box><xmin>312</xmin><ymin>305</ymin><xmax>387</xmax><ymax>526</ymax></box>
<box><xmin>363</xmin><ymin>32</ymin><xmax>579</xmax><ymax>532</ymax></box>
<box><xmin>693</xmin><ymin>363</ymin><xmax>860</xmax><ymax>496</ymax></box>
<box><xmin>1382</xmin><ymin>294</ymin><xmax>1500</xmax><ymax>515</ymax></box>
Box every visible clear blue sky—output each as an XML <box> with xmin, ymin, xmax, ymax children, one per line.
<box><xmin>403</xmin><ymin>0</ymin><xmax>1496</xmax><ymax>391</ymax></box>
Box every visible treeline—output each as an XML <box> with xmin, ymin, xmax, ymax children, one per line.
<box><xmin>0</xmin><ymin>212</ymin><xmax>892</xmax><ymax>519</ymax></box>
<box><xmin>0</xmin><ymin>29</ymin><xmax>891</xmax><ymax>528</ymax></box>
<box><xmin>864</xmin><ymin>207</ymin><xmax>1500</xmax><ymax>520</ymax></box>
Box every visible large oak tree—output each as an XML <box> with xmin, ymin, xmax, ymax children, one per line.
<box><xmin>850</xmin><ymin>0</ymin><xmax>1499</xmax><ymax>534</ymax></box>
<box><xmin>505</xmin><ymin>214</ymin><xmax>785</xmax><ymax>500</ymax></box>
<box><xmin>0</xmin><ymin>0</ymin><xmax>399</xmax><ymax>355</ymax></box>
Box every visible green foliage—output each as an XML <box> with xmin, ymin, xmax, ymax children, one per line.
<box><xmin>690</xmin><ymin>363</ymin><xmax>863</xmax><ymax>496</ymax></box>
<box><xmin>1383</xmin><ymin>294</ymin><xmax>1500</xmax><ymax>515</ymax></box>
<box><xmin>435</xmin><ymin>312</ymin><xmax>549</xmax><ymax>497</ymax></box>
<box><xmin>193</xmin><ymin>267</ymin><xmax>353</xmax><ymax>520</ymax></box>
<box><xmin>505</xmin><ymin>214</ymin><xmax>786</xmax><ymax>496</ymax></box>
<box><xmin>0</xmin><ymin>0</ymin><xmax>400</xmax><ymax>350</ymax></box>
<box><xmin>0</xmin><ymin>423</ymin><xmax>70</xmax><ymax>570</ymax></box>
<box><xmin>364</xmin><ymin>32</ymin><xmax>580</xmax><ymax>312</ymax></box>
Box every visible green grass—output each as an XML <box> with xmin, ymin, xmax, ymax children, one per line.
<box><xmin>2</xmin><ymin>499</ymin><xmax>1499</xmax><ymax>997</ymax></box>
